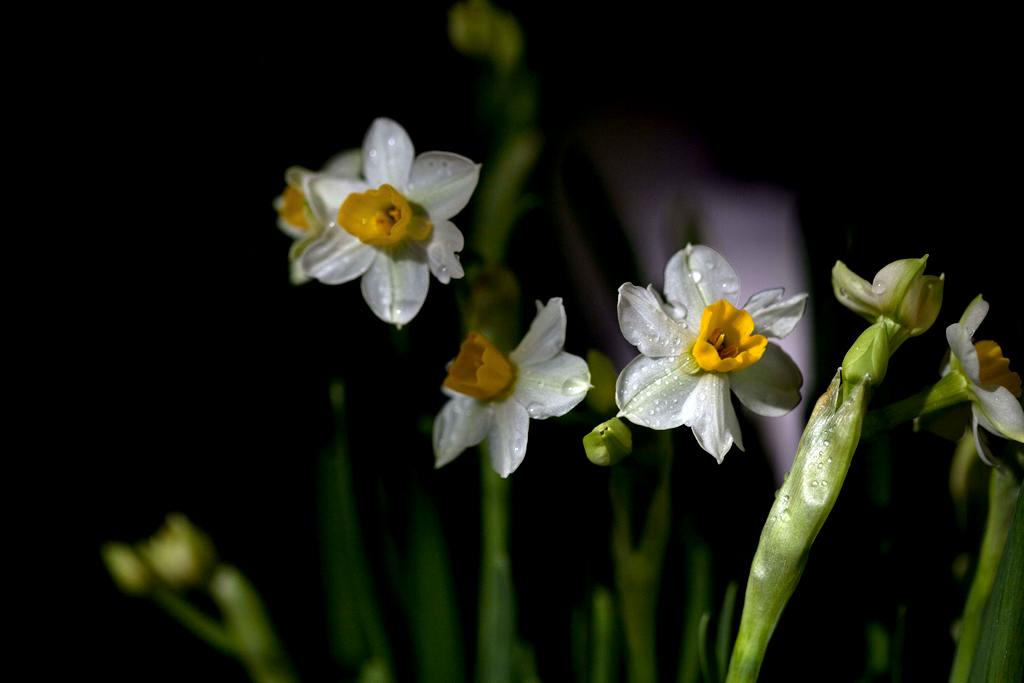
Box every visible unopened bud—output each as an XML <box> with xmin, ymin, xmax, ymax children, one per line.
<box><xmin>585</xmin><ymin>350</ymin><xmax>617</xmax><ymax>415</ymax></box>
<box><xmin>138</xmin><ymin>514</ymin><xmax>217</xmax><ymax>590</ymax></box>
<box><xmin>584</xmin><ymin>418</ymin><xmax>632</xmax><ymax>466</ymax></box>
<box><xmin>842</xmin><ymin>323</ymin><xmax>890</xmax><ymax>388</ymax></box>
<box><xmin>833</xmin><ymin>256</ymin><xmax>943</xmax><ymax>350</ymax></box>
<box><xmin>102</xmin><ymin>543</ymin><xmax>153</xmax><ymax>595</ymax></box>
<box><xmin>448</xmin><ymin>0</ymin><xmax>523</xmax><ymax>71</ymax></box>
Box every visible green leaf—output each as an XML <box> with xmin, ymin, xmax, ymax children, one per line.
<box><xmin>968</xmin><ymin>482</ymin><xmax>1024</xmax><ymax>683</ymax></box>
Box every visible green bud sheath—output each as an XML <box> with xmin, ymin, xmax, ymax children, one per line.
<box><xmin>726</xmin><ymin>371</ymin><xmax>868</xmax><ymax>682</ymax></box>
<box><xmin>842</xmin><ymin>323</ymin><xmax>890</xmax><ymax>391</ymax></box>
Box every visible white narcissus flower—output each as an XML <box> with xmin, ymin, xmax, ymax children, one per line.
<box><xmin>615</xmin><ymin>244</ymin><xmax>807</xmax><ymax>463</ymax></box>
<box><xmin>944</xmin><ymin>295</ymin><xmax>1024</xmax><ymax>464</ymax></box>
<box><xmin>433</xmin><ymin>298</ymin><xmax>591</xmax><ymax>478</ymax></box>
<box><xmin>299</xmin><ymin>118</ymin><xmax>481</xmax><ymax>326</ymax></box>
<box><xmin>274</xmin><ymin>150</ymin><xmax>362</xmax><ymax>284</ymax></box>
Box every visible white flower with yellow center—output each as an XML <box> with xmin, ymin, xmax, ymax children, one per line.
<box><xmin>944</xmin><ymin>295</ymin><xmax>1024</xmax><ymax>463</ymax></box>
<box><xmin>274</xmin><ymin>150</ymin><xmax>362</xmax><ymax>284</ymax></box>
<box><xmin>298</xmin><ymin>118</ymin><xmax>481</xmax><ymax>325</ymax></box>
<box><xmin>434</xmin><ymin>298</ymin><xmax>591</xmax><ymax>477</ymax></box>
<box><xmin>616</xmin><ymin>245</ymin><xmax>807</xmax><ymax>462</ymax></box>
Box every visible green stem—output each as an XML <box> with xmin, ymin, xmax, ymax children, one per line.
<box><xmin>726</xmin><ymin>372</ymin><xmax>868</xmax><ymax>683</ymax></box>
<box><xmin>950</xmin><ymin>468</ymin><xmax>1020</xmax><ymax>682</ymax></box>
<box><xmin>210</xmin><ymin>565</ymin><xmax>298</xmax><ymax>683</ymax></box>
<box><xmin>677</xmin><ymin>540</ymin><xmax>712</xmax><ymax>683</ymax></box>
<box><xmin>152</xmin><ymin>587</ymin><xmax>239</xmax><ymax>656</ymax></box>
<box><xmin>320</xmin><ymin>381</ymin><xmax>393</xmax><ymax>678</ymax></box>
<box><xmin>611</xmin><ymin>440</ymin><xmax>673</xmax><ymax>683</ymax></box>
<box><xmin>478</xmin><ymin>446</ymin><xmax>515</xmax><ymax>683</ymax></box>
<box><xmin>861</xmin><ymin>372</ymin><xmax>969</xmax><ymax>439</ymax></box>
<box><xmin>590</xmin><ymin>586</ymin><xmax>617</xmax><ymax>683</ymax></box>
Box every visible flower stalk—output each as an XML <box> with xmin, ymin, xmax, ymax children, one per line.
<box><xmin>478</xmin><ymin>446</ymin><xmax>515</xmax><ymax>683</ymax></box>
<box><xmin>726</xmin><ymin>371</ymin><xmax>868</xmax><ymax>682</ymax></box>
<box><xmin>611</xmin><ymin>438</ymin><xmax>673</xmax><ymax>683</ymax></box>
<box><xmin>861</xmin><ymin>372</ymin><xmax>971</xmax><ymax>439</ymax></box>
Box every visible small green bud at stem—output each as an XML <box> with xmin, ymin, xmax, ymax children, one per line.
<box><xmin>584</xmin><ymin>418</ymin><xmax>633</xmax><ymax>466</ymax></box>
<box><xmin>842</xmin><ymin>323</ymin><xmax>890</xmax><ymax>390</ymax></box>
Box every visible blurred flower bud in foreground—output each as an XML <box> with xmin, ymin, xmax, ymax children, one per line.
<box><xmin>138</xmin><ymin>514</ymin><xmax>217</xmax><ymax>590</ymax></box>
<box><xmin>102</xmin><ymin>543</ymin><xmax>154</xmax><ymax>595</ymax></box>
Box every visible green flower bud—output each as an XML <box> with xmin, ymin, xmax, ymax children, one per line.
<box><xmin>832</xmin><ymin>255</ymin><xmax>943</xmax><ymax>349</ymax></box>
<box><xmin>585</xmin><ymin>350</ymin><xmax>617</xmax><ymax>415</ymax></box>
<box><xmin>584</xmin><ymin>417</ymin><xmax>633</xmax><ymax>466</ymax></box>
<box><xmin>138</xmin><ymin>514</ymin><xmax>217</xmax><ymax>590</ymax></box>
<box><xmin>842</xmin><ymin>322</ymin><xmax>890</xmax><ymax>388</ymax></box>
<box><xmin>102</xmin><ymin>543</ymin><xmax>153</xmax><ymax>596</ymax></box>
<box><xmin>465</xmin><ymin>265</ymin><xmax>521</xmax><ymax>352</ymax></box>
<box><xmin>448</xmin><ymin>0</ymin><xmax>523</xmax><ymax>71</ymax></box>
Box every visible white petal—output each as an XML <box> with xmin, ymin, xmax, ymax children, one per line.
<box><xmin>321</xmin><ymin>148</ymin><xmax>362</xmax><ymax>178</ymax></box>
<box><xmin>730</xmin><ymin>344</ymin><xmax>803</xmax><ymax>417</ymax></box>
<box><xmin>424</xmin><ymin>220</ymin><xmax>465</xmax><ymax>284</ymax></box>
<box><xmin>615</xmin><ymin>355</ymin><xmax>699</xmax><ymax>430</ymax></box>
<box><xmin>512</xmin><ymin>351</ymin><xmax>590</xmax><ymax>419</ymax></box>
<box><xmin>959</xmin><ymin>295</ymin><xmax>989</xmax><ymax>337</ymax></box>
<box><xmin>362</xmin><ymin>118</ymin><xmax>415</xmax><ymax>189</ymax></box>
<box><xmin>488</xmin><ymin>399</ymin><xmax>530</xmax><ymax>478</ymax></box>
<box><xmin>304</xmin><ymin>175</ymin><xmax>368</xmax><ymax>226</ymax></box>
<box><xmin>360</xmin><ymin>246</ymin><xmax>430</xmax><ymax>326</ymax></box>
<box><xmin>433</xmin><ymin>396</ymin><xmax>493</xmax><ymax>469</ymax></box>
<box><xmin>407</xmin><ymin>152</ymin><xmax>481</xmax><ymax>221</ymax></box>
<box><xmin>617</xmin><ymin>283</ymin><xmax>693</xmax><ymax>357</ymax></box>
<box><xmin>681</xmin><ymin>373</ymin><xmax>742</xmax><ymax>463</ymax></box>
<box><xmin>946</xmin><ymin>324</ymin><xmax>980</xmax><ymax>383</ymax></box>
<box><xmin>276</xmin><ymin>216</ymin><xmax>307</xmax><ymax>240</ymax></box>
<box><xmin>300</xmin><ymin>225</ymin><xmax>375</xmax><ymax>284</ymax></box>
<box><xmin>971</xmin><ymin>409</ymin><xmax>997</xmax><ymax>466</ymax></box>
<box><xmin>972</xmin><ymin>385</ymin><xmax>1024</xmax><ymax>443</ymax></box>
<box><xmin>510</xmin><ymin>298</ymin><xmax>567</xmax><ymax>366</ymax></box>
<box><xmin>663</xmin><ymin>245</ymin><xmax>741</xmax><ymax>328</ymax></box>
<box><xmin>743</xmin><ymin>289</ymin><xmax>808</xmax><ymax>339</ymax></box>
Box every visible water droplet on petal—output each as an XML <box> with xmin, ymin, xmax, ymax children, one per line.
<box><xmin>369</xmin><ymin>149</ymin><xmax>378</xmax><ymax>158</ymax></box>
<box><xmin>561</xmin><ymin>378</ymin><xmax>588</xmax><ymax>395</ymax></box>
<box><xmin>525</xmin><ymin>402</ymin><xmax>543</xmax><ymax>417</ymax></box>
<box><xmin>387</xmin><ymin>137</ymin><xmax>396</xmax><ymax>146</ymax></box>
<box><xmin>690</xmin><ymin>270</ymin><xmax>703</xmax><ymax>283</ymax></box>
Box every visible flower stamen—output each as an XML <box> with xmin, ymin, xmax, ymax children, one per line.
<box><xmin>975</xmin><ymin>340</ymin><xmax>1022</xmax><ymax>397</ymax></box>
<box><xmin>339</xmin><ymin>184</ymin><xmax>433</xmax><ymax>246</ymax></box>
<box><xmin>277</xmin><ymin>186</ymin><xmax>310</xmax><ymax>231</ymax></box>
<box><xmin>443</xmin><ymin>332</ymin><xmax>517</xmax><ymax>401</ymax></box>
<box><xmin>692</xmin><ymin>300</ymin><xmax>767</xmax><ymax>373</ymax></box>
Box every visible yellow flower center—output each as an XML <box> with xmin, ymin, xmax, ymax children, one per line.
<box><xmin>692</xmin><ymin>300</ymin><xmax>768</xmax><ymax>373</ymax></box>
<box><xmin>975</xmin><ymin>340</ymin><xmax>1022</xmax><ymax>397</ymax></box>
<box><xmin>277</xmin><ymin>186</ymin><xmax>310</xmax><ymax>231</ymax></box>
<box><xmin>338</xmin><ymin>184</ymin><xmax>433</xmax><ymax>247</ymax></box>
<box><xmin>443</xmin><ymin>331</ymin><xmax>516</xmax><ymax>401</ymax></box>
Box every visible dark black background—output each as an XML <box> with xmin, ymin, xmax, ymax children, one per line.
<box><xmin>62</xmin><ymin>4</ymin><xmax>1020</xmax><ymax>681</ymax></box>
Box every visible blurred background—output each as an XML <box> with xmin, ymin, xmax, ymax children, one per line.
<box><xmin>71</xmin><ymin>4</ymin><xmax>1020</xmax><ymax>681</ymax></box>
